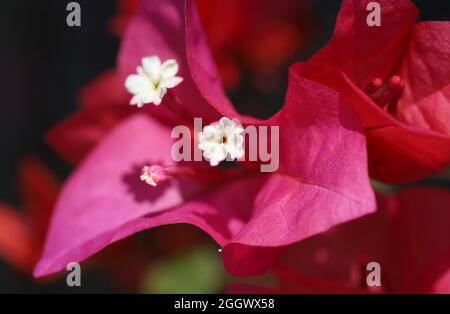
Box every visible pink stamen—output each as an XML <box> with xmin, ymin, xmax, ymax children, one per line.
<box><xmin>364</xmin><ymin>78</ymin><xmax>383</xmax><ymax>95</ymax></box>
<box><xmin>140</xmin><ymin>163</ymin><xmax>244</xmax><ymax>187</ymax></box>
<box><xmin>378</xmin><ymin>75</ymin><xmax>404</xmax><ymax>109</ymax></box>
<box><xmin>140</xmin><ymin>165</ymin><xmax>174</xmax><ymax>187</ymax></box>
<box><xmin>365</xmin><ymin>75</ymin><xmax>405</xmax><ymax>111</ymax></box>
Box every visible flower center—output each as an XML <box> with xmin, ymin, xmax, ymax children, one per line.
<box><xmin>364</xmin><ymin>75</ymin><xmax>405</xmax><ymax>112</ymax></box>
<box><xmin>151</xmin><ymin>79</ymin><xmax>161</xmax><ymax>91</ymax></box>
<box><xmin>221</xmin><ymin>135</ymin><xmax>228</xmax><ymax>144</ymax></box>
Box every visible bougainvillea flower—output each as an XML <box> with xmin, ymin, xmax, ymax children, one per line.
<box><xmin>34</xmin><ymin>0</ymin><xmax>375</xmax><ymax>278</ymax></box>
<box><xmin>230</xmin><ymin>187</ymin><xmax>450</xmax><ymax>293</ymax></box>
<box><xmin>294</xmin><ymin>0</ymin><xmax>450</xmax><ymax>183</ymax></box>
<box><xmin>48</xmin><ymin>0</ymin><xmax>311</xmax><ymax>165</ymax></box>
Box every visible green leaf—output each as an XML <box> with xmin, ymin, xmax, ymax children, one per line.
<box><xmin>141</xmin><ymin>246</ymin><xmax>225</xmax><ymax>294</ymax></box>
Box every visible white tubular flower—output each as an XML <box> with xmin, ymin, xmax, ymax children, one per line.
<box><xmin>140</xmin><ymin>165</ymin><xmax>172</xmax><ymax>187</ymax></box>
<box><xmin>125</xmin><ymin>56</ymin><xmax>183</xmax><ymax>107</ymax></box>
<box><xmin>198</xmin><ymin>117</ymin><xmax>244</xmax><ymax>166</ymax></box>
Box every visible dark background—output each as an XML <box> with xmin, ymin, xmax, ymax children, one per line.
<box><xmin>0</xmin><ymin>0</ymin><xmax>449</xmax><ymax>293</ymax></box>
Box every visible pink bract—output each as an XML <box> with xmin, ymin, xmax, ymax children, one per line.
<box><xmin>34</xmin><ymin>0</ymin><xmax>375</xmax><ymax>277</ymax></box>
<box><xmin>295</xmin><ymin>0</ymin><xmax>450</xmax><ymax>183</ymax></box>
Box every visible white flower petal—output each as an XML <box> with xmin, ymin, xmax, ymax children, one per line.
<box><xmin>219</xmin><ymin>117</ymin><xmax>233</xmax><ymax>129</ymax></box>
<box><xmin>204</xmin><ymin>143</ymin><xmax>227</xmax><ymax>166</ymax></box>
<box><xmin>161</xmin><ymin>59</ymin><xmax>179</xmax><ymax>80</ymax></box>
<box><xmin>142</xmin><ymin>56</ymin><xmax>162</xmax><ymax>81</ymax></box>
<box><xmin>161</xmin><ymin>76</ymin><xmax>184</xmax><ymax>89</ymax></box>
<box><xmin>130</xmin><ymin>94</ymin><xmax>142</xmax><ymax>106</ymax></box>
<box><xmin>132</xmin><ymin>90</ymin><xmax>155</xmax><ymax>107</ymax></box>
<box><xmin>125</xmin><ymin>75</ymin><xmax>148</xmax><ymax>94</ymax></box>
<box><xmin>203</xmin><ymin>125</ymin><xmax>221</xmax><ymax>140</ymax></box>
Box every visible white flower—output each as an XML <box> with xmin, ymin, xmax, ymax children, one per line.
<box><xmin>125</xmin><ymin>56</ymin><xmax>183</xmax><ymax>107</ymax></box>
<box><xmin>198</xmin><ymin>117</ymin><xmax>244</xmax><ymax>166</ymax></box>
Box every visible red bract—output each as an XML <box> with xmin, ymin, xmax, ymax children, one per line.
<box><xmin>46</xmin><ymin>70</ymin><xmax>134</xmax><ymax>165</ymax></box>
<box><xmin>195</xmin><ymin>0</ymin><xmax>308</xmax><ymax>90</ymax></box>
<box><xmin>294</xmin><ymin>0</ymin><xmax>450</xmax><ymax>183</ymax></box>
<box><xmin>0</xmin><ymin>157</ymin><xmax>58</xmax><ymax>273</ymax></box>
<box><xmin>109</xmin><ymin>0</ymin><xmax>140</xmax><ymax>37</ymax></box>
<box><xmin>34</xmin><ymin>0</ymin><xmax>375</xmax><ymax>278</ymax></box>
<box><xmin>230</xmin><ymin>187</ymin><xmax>450</xmax><ymax>293</ymax></box>
<box><xmin>111</xmin><ymin>0</ymin><xmax>308</xmax><ymax>90</ymax></box>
